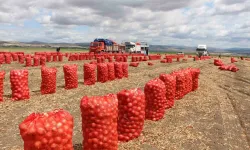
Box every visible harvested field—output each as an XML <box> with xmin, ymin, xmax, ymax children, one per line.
<box><xmin>0</xmin><ymin>55</ymin><xmax>250</xmax><ymax>150</ymax></box>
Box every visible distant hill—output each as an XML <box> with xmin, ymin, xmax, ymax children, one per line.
<box><xmin>0</xmin><ymin>41</ymin><xmax>249</xmax><ymax>55</ymax></box>
<box><xmin>25</xmin><ymin>41</ymin><xmax>47</xmax><ymax>44</ymax></box>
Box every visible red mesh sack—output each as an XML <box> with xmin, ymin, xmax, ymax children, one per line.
<box><xmin>10</xmin><ymin>69</ymin><xmax>30</xmax><ymax>101</ymax></box>
<box><xmin>132</xmin><ymin>57</ymin><xmax>136</xmax><ymax>62</ymax></box>
<box><xmin>59</xmin><ymin>55</ymin><xmax>63</xmax><ymax>61</ymax></box>
<box><xmin>144</xmin><ymin>78</ymin><xmax>166</xmax><ymax>121</ymax></box>
<box><xmin>172</xmin><ymin>71</ymin><xmax>185</xmax><ymax>100</ymax></box>
<box><xmin>135</xmin><ymin>57</ymin><xmax>139</xmax><ymax>62</ymax></box>
<box><xmin>129</xmin><ymin>62</ymin><xmax>139</xmax><ymax>67</ymax></box>
<box><xmin>46</xmin><ymin>55</ymin><xmax>51</xmax><ymax>62</ymax></box>
<box><xmin>5</xmin><ymin>54</ymin><xmax>11</xmax><ymax>64</ymax></box>
<box><xmin>231</xmin><ymin>57</ymin><xmax>237</xmax><ymax>63</ymax></box>
<box><xmin>108</xmin><ymin>57</ymin><xmax>113</xmax><ymax>62</ymax></box>
<box><xmin>80</xmin><ymin>94</ymin><xmax>118</xmax><ymax>150</ymax></box>
<box><xmin>18</xmin><ymin>55</ymin><xmax>25</xmax><ymax>64</ymax></box>
<box><xmin>231</xmin><ymin>66</ymin><xmax>239</xmax><ymax>72</ymax></box>
<box><xmin>167</xmin><ymin>58</ymin><xmax>173</xmax><ymax>63</ymax></box>
<box><xmin>84</xmin><ymin>63</ymin><xmax>96</xmax><ymax>85</ymax></box>
<box><xmin>63</xmin><ymin>64</ymin><xmax>78</xmax><ymax>89</ymax></box>
<box><xmin>53</xmin><ymin>55</ymin><xmax>57</xmax><ymax>62</ymax></box>
<box><xmin>123</xmin><ymin>56</ymin><xmax>127</xmax><ymax>62</ymax></box>
<box><xmin>97</xmin><ymin>63</ymin><xmax>109</xmax><ymax>83</ymax></box>
<box><xmin>19</xmin><ymin>109</ymin><xmax>74</xmax><ymax>150</ymax></box>
<box><xmin>33</xmin><ymin>57</ymin><xmax>40</xmax><ymax>66</ymax></box>
<box><xmin>119</xmin><ymin>57</ymin><xmax>124</xmax><ymax>62</ymax></box>
<box><xmin>12</xmin><ymin>54</ymin><xmax>18</xmax><ymax>61</ymax></box>
<box><xmin>184</xmin><ymin>69</ymin><xmax>193</xmax><ymax>94</ymax></box>
<box><xmin>214</xmin><ymin>59</ymin><xmax>224</xmax><ymax>66</ymax></box>
<box><xmin>40</xmin><ymin>57</ymin><xmax>46</xmax><ymax>66</ymax></box>
<box><xmin>101</xmin><ymin>57</ymin><xmax>105</xmax><ymax>63</ymax></box>
<box><xmin>97</xmin><ymin>57</ymin><xmax>102</xmax><ymax>63</ymax></box>
<box><xmin>148</xmin><ymin>62</ymin><xmax>153</xmax><ymax>66</ymax></box>
<box><xmin>115</xmin><ymin>62</ymin><xmax>123</xmax><ymax>79</ymax></box>
<box><xmin>139</xmin><ymin>57</ymin><xmax>142</xmax><ymax>61</ymax></box>
<box><xmin>159</xmin><ymin>74</ymin><xmax>176</xmax><ymax>108</ymax></box>
<box><xmin>0</xmin><ymin>71</ymin><xmax>5</xmax><ymax>102</ymax></box>
<box><xmin>160</xmin><ymin>59</ymin><xmax>167</xmax><ymax>63</ymax></box>
<box><xmin>107</xmin><ymin>63</ymin><xmax>115</xmax><ymax>81</ymax></box>
<box><xmin>0</xmin><ymin>54</ymin><xmax>4</xmax><ymax>64</ymax></box>
<box><xmin>117</xmin><ymin>88</ymin><xmax>145</xmax><ymax>142</ymax></box>
<box><xmin>122</xmin><ymin>63</ymin><xmax>128</xmax><ymax>78</ymax></box>
<box><xmin>25</xmin><ymin>57</ymin><xmax>32</xmax><ymax>67</ymax></box>
<box><xmin>41</xmin><ymin>67</ymin><xmax>57</xmax><ymax>94</ymax></box>
<box><xmin>190</xmin><ymin>68</ymin><xmax>200</xmax><ymax>91</ymax></box>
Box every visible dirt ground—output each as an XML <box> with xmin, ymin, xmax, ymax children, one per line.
<box><xmin>0</xmin><ymin>55</ymin><xmax>249</xmax><ymax>150</ymax></box>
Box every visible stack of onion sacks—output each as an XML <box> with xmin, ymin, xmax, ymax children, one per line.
<box><xmin>25</xmin><ymin>57</ymin><xmax>32</xmax><ymax>67</ymax></box>
<box><xmin>40</xmin><ymin>57</ymin><xmax>46</xmax><ymax>66</ymax></box>
<box><xmin>10</xmin><ymin>69</ymin><xmax>30</xmax><ymax>101</ymax></box>
<box><xmin>171</xmin><ymin>70</ymin><xmax>186</xmax><ymax>100</ymax></box>
<box><xmin>159</xmin><ymin>74</ymin><xmax>176</xmax><ymax>108</ymax></box>
<box><xmin>18</xmin><ymin>54</ymin><xmax>25</xmax><ymax>64</ymax></box>
<box><xmin>107</xmin><ymin>63</ymin><xmax>115</xmax><ymax>81</ymax></box>
<box><xmin>144</xmin><ymin>78</ymin><xmax>167</xmax><ymax>121</ymax></box>
<box><xmin>33</xmin><ymin>57</ymin><xmax>40</xmax><ymax>66</ymax></box>
<box><xmin>80</xmin><ymin>94</ymin><xmax>118</xmax><ymax>150</ymax></box>
<box><xmin>114</xmin><ymin>62</ymin><xmax>123</xmax><ymax>79</ymax></box>
<box><xmin>63</xmin><ymin>64</ymin><xmax>78</xmax><ymax>89</ymax></box>
<box><xmin>117</xmin><ymin>88</ymin><xmax>145</xmax><ymax>142</ymax></box>
<box><xmin>5</xmin><ymin>54</ymin><xmax>11</xmax><ymax>64</ymax></box>
<box><xmin>97</xmin><ymin>63</ymin><xmax>109</xmax><ymax>83</ymax></box>
<box><xmin>122</xmin><ymin>62</ymin><xmax>128</xmax><ymax>78</ymax></box>
<box><xmin>19</xmin><ymin>109</ymin><xmax>74</xmax><ymax>150</ymax></box>
<box><xmin>83</xmin><ymin>63</ymin><xmax>96</xmax><ymax>85</ymax></box>
<box><xmin>40</xmin><ymin>66</ymin><xmax>57</xmax><ymax>94</ymax></box>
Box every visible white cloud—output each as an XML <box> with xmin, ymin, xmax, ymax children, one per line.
<box><xmin>0</xmin><ymin>0</ymin><xmax>250</xmax><ymax>48</ymax></box>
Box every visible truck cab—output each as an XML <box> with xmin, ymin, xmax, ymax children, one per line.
<box><xmin>196</xmin><ymin>45</ymin><xmax>208</xmax><ymax>57</ymax></box>
<box><xmin>89</xmin><ymin>42</ymin><xmax>105</xmax><ymax>53</ymax></box>
<box><xmin>125</xmin><ymin>42</ymin><xmax>136</xmax><ymax>53</ymax></box>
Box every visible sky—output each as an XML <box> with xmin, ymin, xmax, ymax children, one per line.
<box><xmin>0</xmin><ymin>0</ymin><xmax>250</xmax><ymax>48</ymax></box>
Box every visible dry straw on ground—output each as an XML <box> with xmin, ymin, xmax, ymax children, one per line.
<box><xmin>0</xmin><ymin>56</ymin><xmax>250</xmax><ymax>150</ymax></box>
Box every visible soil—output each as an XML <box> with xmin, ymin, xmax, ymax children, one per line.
<box><xmin>0</xmin><ymin>56</ymin><xmax>249</xmax><ymax>150</ymax></box>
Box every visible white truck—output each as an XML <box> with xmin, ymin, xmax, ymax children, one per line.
<box><xmin>124</xmin><ymin>42</ymin><xmax>141</xmax><ymax>53</ymax></box>
<box><xmin>196</xmin><ymin>45</ymin><xmax>209</xmax><ymax>57</ymax></box>
<box><xmin>140</xmin><ymin>41</ymin><xmax>149</xmax><ymax>55</ymax></box>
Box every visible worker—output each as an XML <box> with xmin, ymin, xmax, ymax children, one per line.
<box><xmin>219</xmin><ymin>53</ymin><xmax>221</xmax><ymax>58</ymax></box>
<box><xmin>56</xmin><ymin>47</ymin><xmax>61</xmax><ymax>52</ymax></box>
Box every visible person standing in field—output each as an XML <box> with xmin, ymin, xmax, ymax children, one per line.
<box><xmin>56</xmin><ymin>47</ymin><xmax>61</xmax><ymax>52</ymax></box>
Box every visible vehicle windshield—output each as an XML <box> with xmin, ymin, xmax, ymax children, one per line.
<box><xmin>126</xmin><ymin>45</ymin><xmax>135</xmax><ymax>49</ymax></box>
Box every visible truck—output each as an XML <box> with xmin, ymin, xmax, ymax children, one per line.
<box><xmin>124</xmin><ymin>41</ymin><xmax>149</xmax><ymax>54</ymax></box>
<box><xmin>196</xmin><ymin>45</ymin><xmax>209</xmax><ymax>57</ymax></box>
<box><xmin>89</xmin><ymin>38</ymin><xmax>124</xmax><ymax>53</ymax></box>
<box><xmin>140</xmin><ymin>41</ymin><xmax>149</xmax><ymax>55</ymax></box>
<box><xmin>124</xmin><ymin>42</ymin><xmax>137</xmax><ymax>53</ymax></box>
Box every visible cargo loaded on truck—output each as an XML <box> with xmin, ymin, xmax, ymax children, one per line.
<box><xmin>89</xmin><ymin>38</ymin><xmax>125</xmax><ymax>53</ymax></box>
